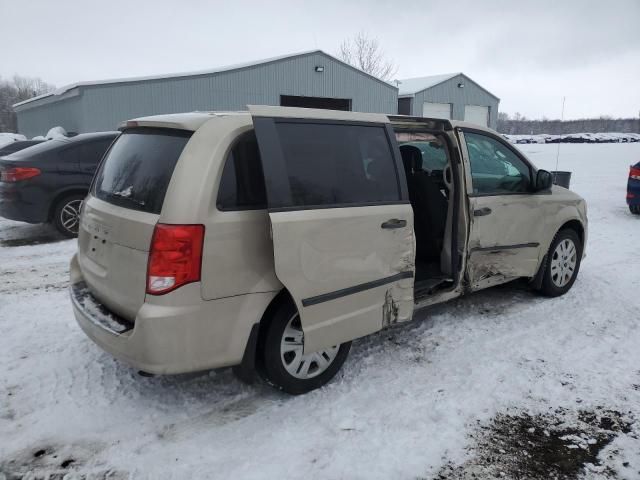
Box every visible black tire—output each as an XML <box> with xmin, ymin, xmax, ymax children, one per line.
<box><xmin>259</xmin><ymin>299</ymin><xmax>351</xmax><ymax>395</ymax></box>
<box><xmin>630</xmin><ymin>205</ymin><xmax>640</xmax><ymax>215</ymax></box>
<box><xmin>52</xmin><ymin>194</ymin><xmax>85</xmax><ymax>238</ymax></box>
<box><xmin>538</xmin><ymin>229</ymin><xmax>583</xmax><ymax>297</ymax></box>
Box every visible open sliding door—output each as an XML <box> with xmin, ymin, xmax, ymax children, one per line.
<box><xmin>249</xmin><ymin>105</ymin><xmax>415</xmax><ymax>353</ymax></box>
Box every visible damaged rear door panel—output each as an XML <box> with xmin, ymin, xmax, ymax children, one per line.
<box><xmin>250</xmin><ymin>106</ymin><xmax>415</xmax><ymax>354</ymax></box>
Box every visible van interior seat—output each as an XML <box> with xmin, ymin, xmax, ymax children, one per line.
<box><xmin>399</xmin><ymin>145</ymin><xmax>448</xmax><ymax>261</ymax></box>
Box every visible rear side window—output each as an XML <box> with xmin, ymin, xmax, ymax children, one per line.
<box><xmin>275</xmin><ymin>122</ymin><xmax>400</xmax><ymax>208</ymax></box>
<box><xmin>62</xmin><ymin>139</ymin><xmax>114</xmax><ymax>164</ymax></box>
<box><xmin>217</xmin><ymin>131</ymin><xmax>267</xmax><ymax>210</ymax></box>
<box><xmin>93</xmin><ymin>128</ymin><xmax>191</xmax><ymax>214</ymax></box>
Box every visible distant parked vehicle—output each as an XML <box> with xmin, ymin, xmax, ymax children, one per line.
<box><xmin>628</xmin><ymin>161</ymin><xmax>640</xmax><ymax>215</ymax></box>
<box><xmin>0</xmin><ymin>139</ymin><xmax>45</xmax><ymax>156</ymax></box>
<box><xmin>0</xmin><ymin>132</ymin><xmax>119</xmax><ymax>236</ymax></box>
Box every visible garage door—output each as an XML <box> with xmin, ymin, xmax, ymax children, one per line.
<box><xmin>464</xmin><ymin>105</ymin><xmax>489</xmax><ymax>126</ymax></box>
<box><xmin>422</xmin><ymin>102</ymin><xmax>451</xmax><ymax>119</ymax></box>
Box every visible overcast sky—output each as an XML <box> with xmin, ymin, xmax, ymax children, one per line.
<box><xmin>1</xmin><ymin>0</ymin><xmax>638</xmax><ymax>119</ymax></box>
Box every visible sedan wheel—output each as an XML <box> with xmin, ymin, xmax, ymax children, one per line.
<box><xmin>53</xmin><ymin>195</ymin><xmax>85</xmax><ymax>237</ymax></box>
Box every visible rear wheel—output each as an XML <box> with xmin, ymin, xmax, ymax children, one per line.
<box><xmin>260</xmin><ymin>299</ymin><xmax>351</xmax><ymax>395</ymax></box>
<box><xmin>630</xmin><ymin>205</ymin><xmax>640</xmax><ymax>215</ymax></box>
<box><xmin>538</xmin><ymin>229</ymin><xmax>582</xmax><ymax>297</ymax></box>
<box><xmin>53</xmin><ymin>194</ymin><xmax>84</xmax><ymax>237</ymax></box>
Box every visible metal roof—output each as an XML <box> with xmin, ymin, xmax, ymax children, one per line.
<box><xmin>13</xmin><ymin>50</ymin><xmax>396</xmax><ymax>109</ymax></box>
<box><xmin>397</xmin><ymin>73</ymin><xmax>461</xmax><ymax>96</ymax></box>
<box><xmin>397</xmin><ymin>72</ymin><xmax>499</xmax><ymax>100</ymax></box>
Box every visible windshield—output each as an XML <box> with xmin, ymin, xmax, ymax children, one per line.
<box><xmin>92</xmin><ymin>128</ymin><xmax>192</xmax><ymax>214</ymax></box>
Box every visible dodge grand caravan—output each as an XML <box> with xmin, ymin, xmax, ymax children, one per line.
<box><xmin>70</xmin><ymin>106</ymin><xmax>587</xmax><ymax>394</ymax></box>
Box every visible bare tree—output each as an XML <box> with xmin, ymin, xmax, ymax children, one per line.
<box><xmin>0</xmin><ymin>75</ymin><xmax>54</xmax><ymax>132</ymax></box>
<box><xmin>339</xmin><ymin>32</ymin><xmax>398</xmax><ymax>81</ymax></box>
<box><xmin>12</xmin><ymin>75</ymin><xmax>54</xmax><ymax>102</ymax></box>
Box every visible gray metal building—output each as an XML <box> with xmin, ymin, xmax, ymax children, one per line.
<box><xmin>397</xmin><ymin>73</ymin><xmax>500</xmax><ymax>129</ymax></box>
<box><xmin>13</xmin><ymin>50</ymin><xmax>399</xmax><ymax>138</ymax></box>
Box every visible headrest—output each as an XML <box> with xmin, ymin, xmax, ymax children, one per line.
<box><xmin>399</xmin><ymin>145</ymin><xmax>422</xmax><ymax>173</ymax></box>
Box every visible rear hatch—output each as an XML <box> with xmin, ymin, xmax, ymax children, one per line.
<box><xmin>77</xmin><ymin>128</ymin><xmax>192</xmax><ymax>321</ymax></box>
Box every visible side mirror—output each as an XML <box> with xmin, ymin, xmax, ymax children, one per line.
<box><xmin>535</xmin><ymin>169</ymin><xmax>553</xmax><ymax>191</ymax></box>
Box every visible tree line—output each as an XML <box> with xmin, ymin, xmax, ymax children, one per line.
<box><xmin>497</xmin><ymin>112</ymin><xmax>640</xmax><ymax>135</ymax></box>
<box><xmin>0</xmin><ymin>76</ymin><xmax>54</xmax><ymax>133</ymax></box>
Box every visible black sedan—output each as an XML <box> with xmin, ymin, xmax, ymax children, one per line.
<box><xmin>0</xmin><ymin>132</ymin><xmax>118</xmax><ymax>237</ymax></box>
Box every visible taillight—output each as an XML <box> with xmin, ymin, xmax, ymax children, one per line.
<box><xmin>630</xmin><ymin>166</ymin><xmax>640</xmax><ymax>180</ymax></box>
<box><xmin>0</xmin><ymin>167</ymin><xmax>41</xmax><ymax>182</ymax></box>
<box><xmin>146</xmin><ymin>224</ymin><xmax>205</xmax><ymax>295</ymax></box>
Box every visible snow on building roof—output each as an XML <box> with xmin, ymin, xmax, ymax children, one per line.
<box><xmin>13</xmin><ymin>50</ymin><xmax>395</xmax><ymax>109</ymax></box>
<box><xmin>397</xmin><ymin>73</ymin><xmax>461</xmax><ymax>96</ymax></box>
<box><xmin>397</xmin><ymin>72</ymin><xmax>499</xmax><ymax>101</ymax></box>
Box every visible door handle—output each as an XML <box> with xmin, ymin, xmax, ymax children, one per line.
<box><xmin>381</xmin><ymin>218</ymin><xmax>407</xmax><ymax>229</ymax></box>
<box><xmin>473</xmin><ymin>207</ymin><xmax>492</xmax><ymax>217</ymax></box>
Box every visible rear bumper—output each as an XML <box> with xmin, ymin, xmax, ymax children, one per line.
<box><xmin>0</xmin><ymin>186</ymin><xmax>48</xmax><ymax>223</ymax></box>
<box><xmin>69</xmin><ymin>253</ymin><xmax>276</xmax><ymax>375</ymax></box>
<box><xmin>627</xmin><ymin>181</ymin><xmax>640</xmax><ymax>206</ymax></box>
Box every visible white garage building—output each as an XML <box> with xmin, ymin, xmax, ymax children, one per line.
<box><xmin>396</xmin><ymin>73</ymin><xmax>500</xmax><ymax>129</ymax></box>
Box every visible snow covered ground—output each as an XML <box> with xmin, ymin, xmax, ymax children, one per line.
<box><xmin>1</xmin><ymin>143</ymin><xmax>639</xmax><ymax>480</ymax></box>
<box><xmin>505</xmin><ymin>132</ymin><xmax>640</xmax><ymax>144</ymax></box>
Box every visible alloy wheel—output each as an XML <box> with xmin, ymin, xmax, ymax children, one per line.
<box><xmin>60</xmin><ymin>199</ymin><xmax>83</xmax><ymax>235</ymax></box>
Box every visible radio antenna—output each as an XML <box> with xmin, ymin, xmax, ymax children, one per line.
<box><xmin>555</xmin><ymin>96</ymin><xmax>566</xmax><ymax>172</ymax></box>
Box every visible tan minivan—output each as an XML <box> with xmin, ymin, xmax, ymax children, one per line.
<box><xmin>70</xmin><ymin>106</ymin><xmax>587</xmax><ymax>394</ymax></box>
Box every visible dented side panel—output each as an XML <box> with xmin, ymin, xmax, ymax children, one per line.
<box><xmin>465</xmin><ymin>187</ymin><xmax>587</xmax><ymax>291</ymax></box>
<box><xmin>457</xmin><ymin>128</ymin><xmax>588</xmax><ymax>291</ymax></box>
<box><xmin>268</xmin><ymin>204</ymin><xmax>415</xmax><ymax>353</ymax></box>
<box><xmin>466</xmin><ymin>194</ymin><xmax>546</xmax><ymax>289</ymax></box>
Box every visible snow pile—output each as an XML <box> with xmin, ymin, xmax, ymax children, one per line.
<box><xmin>504</xmin><ymin>132</ymin><xmax>640</xmax><ymax>144</ymax></box>
<box><xmin>31</xmin><ymin>135</ymin><xmax>46</xmax><ymax>140</ymax></box>
<box><xmin>0</xmin><ymin>132</ymin><xmax>27</xmax><ymax>148</ymax></box>
<box><xmin>45</xmin><ymin>126</ymin><xmax>67</xmax><ymax>140</ymax></box>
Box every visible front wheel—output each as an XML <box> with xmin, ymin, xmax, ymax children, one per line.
<box><xmin>260</xmin><ymin>299</ymin><xmax>351</xmax><ymax>395</ymax></box>
<box><xmin>52</xmin><ymin>194</ymin><xmax>84</xmax><ymax>238</ymax></box>
<box><xmin>538</xmin><ymin>229</ymin><xmax>583</xmax><ymax>297</ymax></box>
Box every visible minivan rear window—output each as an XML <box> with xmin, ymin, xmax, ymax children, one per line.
<box><xmin>93</xmin><ymin>128</ymin><xmax>192</xmax><ymax>214</ymax></box>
